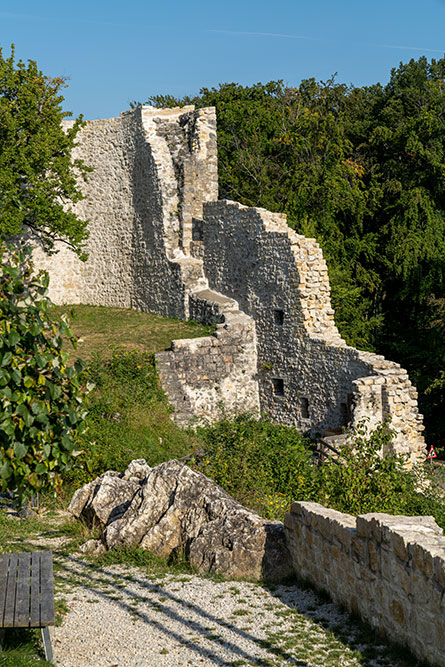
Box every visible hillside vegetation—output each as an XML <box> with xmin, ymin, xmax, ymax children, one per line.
<box><xmin>54</xmin><ymin>305</ymin><xmax>445</xmax><ymax>531</ymax></box>
<box><xmin>137</xmin><ymin>56</ymin><xmax>445</xmax><ymax>451</ymax></box>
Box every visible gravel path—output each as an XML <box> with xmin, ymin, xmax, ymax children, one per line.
<box><xmin>50</xmin><ymin>553</ymin><xmax>408</xmax><ymax>667</ymax></box>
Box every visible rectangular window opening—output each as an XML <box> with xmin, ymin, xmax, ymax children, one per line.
<box><xmin>272</xmin><ymin>377</ymin><xmax>284</xmax><ymax>397</ymax></box>
<box><xmin>301</xmin><ymin>397</ymin><xmax>309</xmax><ymax>418</ymax></box>
<box><xmin>274</xmin><ymin>309</ymin><xmax>284</xmax><ymax>325</ymax></box>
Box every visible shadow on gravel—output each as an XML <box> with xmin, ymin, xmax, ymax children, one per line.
<box><xmin>268</xmin><ymin>580</ymin><xmax>428</xmax><ymax>667</ymax></box>
<box><xmin>54</xmin><ymin>554</ymin><xmax>309</xmax><ymax>666</ymax></box>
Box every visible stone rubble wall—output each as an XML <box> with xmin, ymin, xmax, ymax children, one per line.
<box><xmin>284</xmin><ymin>502</ymin><xmax>445</xmax><ymax>667</ymax></box>
<box><xmin>156</xmin><ymin>291</ymin><xmax>260</xmax><ymax>426</ymax></box>
<box><xmin>195</xmin><ymin>200</ymin><xmax>425</xmax><ymax>462</ymax></box>
<box><xmin>31</xmin><ymin>105</ymin><xmax>218</xmax><ymax>319</ymax></box>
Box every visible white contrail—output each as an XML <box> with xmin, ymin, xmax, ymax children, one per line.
<box><xmin>207</xmin><ymin>29</ymin><xmax>315</xmax><ymax>40</ymax></box>
<box><xmin>374</xmin><ymin>43</ymin><xmax>444</xmax><ymax>54</ymax></box>
<box><xmin>209</xmin><ymin>29</ymin><xmax>444</xmax><ymax>54</ymax></box>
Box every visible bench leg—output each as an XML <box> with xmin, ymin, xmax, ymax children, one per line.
<box><xmin>41</xmin><ymin>627</ymin><xmax>54</xmax><ymax>663</ymax></box>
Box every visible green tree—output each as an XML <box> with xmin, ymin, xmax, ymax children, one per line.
<box><xmin>0</xmin><ymin>243</ymin><xmax>91</xmax><ymax>503</ymax></box>
<box><xmin>0</xmin><ymin>46</ymin><xmax>90</xmax><ymax>256</ymax></box>
<box><xmin>132</xmin><ymin>57</ymin><xmax>445</xmax><ymax>450</ymax></box>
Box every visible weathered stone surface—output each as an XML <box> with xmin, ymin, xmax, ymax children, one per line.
<box><xmin>285</xmin><ymin>501</ymin><xmax>445</xmax><ymax>667</ymax></box>
<box><xmin>69</xmin><ymin>470</ymin><xmax>143</xmax><ymax>529</ymax></box>
<box><xmin>78</xmin><ymin>539</ymin><xmax>106</xmax><ymax>556</ymax></box>
<box><xmin>70</xmin><ymin>460</ymin><xmax>293</xmax><ymax>582</ymax></box>
<box><xmin>123</xmin><ymin>459</ymin><xmax>152</xmax><ymax>481</ymax></box>
<box><xmin>30</xmin><ymin>105</ymin><xmax>425</xmax><ymax>462</ymax></box>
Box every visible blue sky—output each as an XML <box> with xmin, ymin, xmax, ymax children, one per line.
<box><xmin>1</xmin><ymin>0</ymin><xmax>444</xmax><ymax>120</ymax></box>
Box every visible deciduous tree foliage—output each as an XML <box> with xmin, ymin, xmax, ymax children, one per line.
<box><xmin>139</xmin><ymin>56</ymin><xmax>445</xmax><ymax>448</ymax></box>
<box><xmin>0</xmin><ymin>244</ymin><xmax>90</xmax><ymax>502</ymax></box>
<box><xmin>0</xmin><ymin>46</ymin><xmax>90</xmax><ymax>256</ymax></box>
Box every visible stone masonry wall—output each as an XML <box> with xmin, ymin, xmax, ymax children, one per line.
<box><xmin>195</xmin><ymin>200</ymin><xmax>425</xmax><ymax>463</ymax></box>
<box><xmin>156</xmin><ymin>307</ymin><xmax>260</xmax><ymax>427</ymax></box>
<box><xmin>32</xmin><ymin>105</ymin><xmax>218</xmax><ymax>319</ymax></box>
<box><xmin>30</xmin><ymin>105</ymin><xmax>426</xmax><ymax>462</ymax></box>
<box><xmin>154</xmin><ymin>285</ymin><xmax>261</xmax><ymax>425</ymax></box>
<box><xmin>284</xmin><ymin>502</ymin><xmax>445</xmax><ymax>667</ymax></box>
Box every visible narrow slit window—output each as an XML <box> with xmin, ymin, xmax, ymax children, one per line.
<box><xmin>301</xmin><ymin>397</ymin><xmax>309</xmax><ymax>418</ymax></box>
<box><xmin>272</xmin><ymin>378</ymin><xmax>284</xmax><ymax>397</ymax></box>
<box><xmin>340</xmin><ymin>402</ymin><xmax>348</xmax><ymax>426</ymax></box>
<box><xmin>274</xmin><ymin>309</ymin><xmax>284</xmax><ymax>325</ymax></box>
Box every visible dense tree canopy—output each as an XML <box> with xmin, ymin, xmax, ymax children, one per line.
<box><xmin>139</xmin><ymin>56</ymin><xmax>445</xmax><ymax>448</ymax></box>
<box><xmin>0</xmin><ymin>46</ymin><xmax>90</xmax><ymax>256</ymax></box>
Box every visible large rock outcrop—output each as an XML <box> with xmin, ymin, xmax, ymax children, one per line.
<box><xmin>69</xmin><ymin>459</ymin><xmax>293</xmax><ymax>582</ymax></box>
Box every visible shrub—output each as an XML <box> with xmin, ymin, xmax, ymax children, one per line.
<box><xmin>0</xmin><ymin>243</ymin><xmax>90</xmax><ymax>503</ymax></box>
<box><xmin>313</xmin><ymin>421</ymin><xmax>418</xmax><ymax>516</ymax></box>
<box><xmin>64</xmin><ymin>346</ymin><xmax>195</xmax><ymax>486</ymax></box>
<box><xmin>195</xmin><ymin>414</ymin><xmax>315</xmax><ymax>519</ymax></box>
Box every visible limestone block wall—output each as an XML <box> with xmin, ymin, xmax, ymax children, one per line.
<box><xmin>284</xmin><ymin>502</ymin><xmax>445</xmax><ymax>667</ymax></box>
<box><xmin>28</xmin><ymin>104</ymin><xmax>426</xmax><ymax>462</ymax></box>
<box><xmin>156</xmin><ymin>292</ymin><xmax>260</xmax><ymax>426</ymax></box>
<box><xmin>196</xmin><ymin>200</ymin><xmax>425</xmax><ymax>462</ymax></box>
<box><xmin>32</xmin><ymin>105</ymin><xmax>218</xmax><ymax>319</ymax></box>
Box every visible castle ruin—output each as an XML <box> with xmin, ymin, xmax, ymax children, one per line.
<box><xmin>31</xmin><ymin>105</ymin><xmax>426</xmax><ymax>464</ymax></box>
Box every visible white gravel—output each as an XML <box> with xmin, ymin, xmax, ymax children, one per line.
<box><xmin>51</xmin><ymin>554</ymin><xmax>396</xmax><ymax>667</ymax></box>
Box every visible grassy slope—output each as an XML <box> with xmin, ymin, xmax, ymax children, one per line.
<box><xmin>51</xmin><ymin>304</ymin><xmax>215</xmax><ymax>362</ymax></box>
<box><xmin>52</xmin><ymin>304</ymin><xmax>215</xmax><ymax>496</ymax></box>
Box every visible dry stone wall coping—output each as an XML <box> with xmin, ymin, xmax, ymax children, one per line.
<box><xmin>285</xmin><ymin>501</ymin><xmax>445</xmax><ymax>667</ymax></box>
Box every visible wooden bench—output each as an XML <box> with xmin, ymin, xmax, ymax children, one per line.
<box><xmin>0</xmin><ymin>551</ymin><xmax>55</xmax><ymax>663</ymax></box>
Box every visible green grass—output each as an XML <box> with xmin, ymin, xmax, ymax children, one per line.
<box><xmin>0</xmin><ymin>628</ymin><xmax>51</xmax><ymax>666</ymax></box>
<box><xmin>51</xmin><ymin>304</ymin><xmax>215</xmax><ymax>363</ymax></box>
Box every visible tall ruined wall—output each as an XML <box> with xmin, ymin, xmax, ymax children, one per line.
<box><xmin>194</xmin><ymin>200</ymin><xmax>425</xmax><ymax>462</ymax></box>
<box><xmin>30</xmin><ymin>106</ymin><xmax>426</xmax><ymax>461</ymax></box>
<box><xmin>284</xmin><ymin>502</ymin><xmax>445</xmax><ymax>667</ymax></box>
<box><xmin>32</xmin><ymin>106</ymin><xmax>218</xmax><ymax>318</ymax></box>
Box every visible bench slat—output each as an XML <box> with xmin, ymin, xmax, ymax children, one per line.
<box><xmin>3</xmin><ymin>553</ymin><xmax>18</xmax><ymax>628</ymax></box>
<box><xmin>39</xmin><ymin>552</ymin><xmax>55</xmax><ymax>627</ymax></box>
<box><xmin>0</xmin><ymin>554</ymin><xmax>9</xmax><ymax>626</ymax></box>
<box><xmin>30</xmin><ymin>551</ymin><xmax>41</xmax><ymax>627</ymax></box>
<box><xmin>15</xmin><ymin>552</ymin><xmax>32</xmax><ymax>627</ymax></box>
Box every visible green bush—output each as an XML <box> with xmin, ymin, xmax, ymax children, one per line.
<box><xmin>193</xmin><ymin>416</ymin><xmax>445</xmax><ymax>530</ymax></box>
<box><xmin>195</xmin><ymin>414</ymin><xmax>315</xmax><ymax>519</ymax></box>
<box><xmin>313</xmin><ymin>421</ymin><xmax>417</xmax><ymax>516</ymax></box>
<box><xmin>0</xmin><ymin>243</ymin><xmax>90</xmax><ymax>503</ymax></box>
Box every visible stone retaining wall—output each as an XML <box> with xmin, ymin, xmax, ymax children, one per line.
<box><xmin>284</xmin><ymin>502</ymin><xmax>445</xmax><ymax>667</ymax></box>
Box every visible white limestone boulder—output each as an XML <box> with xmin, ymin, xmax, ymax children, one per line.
<box><xmin>69</xmin><ymin>459</ymin><xmax>293</xmax><ymax>582</ymax></box>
